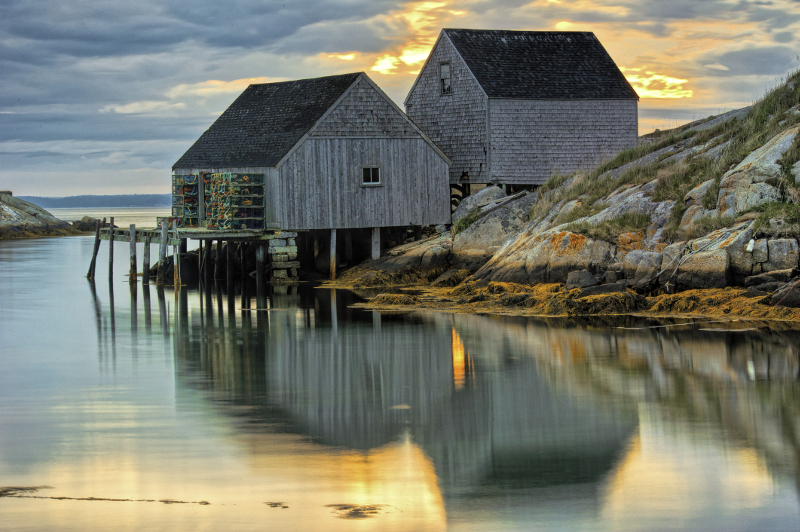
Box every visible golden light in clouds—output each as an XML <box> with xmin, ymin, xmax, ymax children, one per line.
<box><xmin>330</xmin><ymin>53</ymin><xmax>357</xmax><ymax>61</ymax></box>
<box><xmin>369</xmin><ymin>1</ymin><xmax>463</xmax><ymax>75</ymax></box>
<box><xmin>621</xmin><ymin>69</ymin><xmax>693</xmax><ymax>99</ymax></box>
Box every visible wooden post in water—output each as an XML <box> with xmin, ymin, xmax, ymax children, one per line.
<box><xmin>371</xmin><ymin>227</ymin><xmax>380</xmax><ymax>260</ymax></box>
<box><xmin>202</xmin><ymin>240</ymin><xmax>213</xmax><ymax>283</ymax></box>
<box><xmin>87</xmin><ymin>218</ymin><xmax>103</xmax><ymax>280</ymax></box>
<box><xmin>129</xmin><ymin>224</ymin><xmax>137</xmax><ymax>283</ymax></box>
<box><xmin>330</xmin><ymin>228</ymin><xmax>337</xmax><ymax>280</ymax></box>
<box><xmin>142</xmin><ymin>234</ymin><xmax>151</xmax><ymax>284</ymax></box>
<box><xmin>226</xmin><ymin>241</ymin><xmax>235</xmax><ymax>288</ymax></box>
<box><xmin>173</xmin><ymin>223</ymin><xmax>181</xmax><ymax>290</ymax></box>
<box><xmin>256</xmin><ymin>243</ymin><xmax>266</xmax><ymax>296</ymax></box>
<box><xmin>215</xmin><ymin>240</ymin><xmax>223</xmax><ymax>280</ymax></box>
<box><xmin>108</xmin><ymin>217</ymin><xmax>115</xmax><ymax>278</ymax></box>
<box><xmin>157</xmin><ymin>222</ymin><xmax>168</xmax><ymax>287</ymax></box>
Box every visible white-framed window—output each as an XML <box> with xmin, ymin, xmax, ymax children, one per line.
<box><xmin>362</xmin><ymin>167</ymin><xmax>381</xmax><ymax>186</ymax></box>
<box><xmin>440</xmin><ymin>63</ymin><xmax>451</xmax><ymax>94</ymax></box>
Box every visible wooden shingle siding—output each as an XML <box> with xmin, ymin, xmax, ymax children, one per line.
<box><xmin>489</xmin><ymin>99</ymin><xmax>637</xmax><ymax>184</ymax></box>
<box><xmin>405</xmin><ymin>35</ymin><xmax>488</xmax><ymax>184</ymax></box>
<box><xmin>311</xmin><ymin>77</ymin><xmax>418</xmax><ymax>138</ymax></box>
<box><xmin>279</xmin><ymin>138</ymin><xmax>449</xmax><ymax>230</ymax></box>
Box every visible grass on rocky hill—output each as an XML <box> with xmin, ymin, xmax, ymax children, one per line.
<box><xmin>564</xmin><ymin>212</ymin><xmax>652</xmax><ymax>244</ymax></box>
<box><xmin>530</xmin><ymin>69</ymin><xmax>800</xmax><ymax>243</ymax></box>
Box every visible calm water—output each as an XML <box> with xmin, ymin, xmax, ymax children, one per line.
<box><xmin>48</xmin><ymin>207</ymin><xmax>171</xmax><ymax>229</ymax></box>
<box><xmin>1</xmin><ymin>235</ymin><xmax>799</xmax><ymax>531</ymax></box>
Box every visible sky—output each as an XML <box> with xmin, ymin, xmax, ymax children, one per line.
<box><xmin>2</xmin><ymin>0</ymin><xmax>800</xmax><ymax>196</ymax></box>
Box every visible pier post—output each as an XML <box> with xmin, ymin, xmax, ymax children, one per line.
<box><xmin>142</xmin><ymin>234</ymin><xmax>151</xmax><ymax>284</ymax></box>
<box><xmin>129</xmin><ymin>224</ymin><xmax>137</xmax><ymax>283</ymax></box>
<box><xmin>371</xmin><ymin>227</ymin><xmax>380</xmax><ymax>260</ymax></box>
<box><xmin>256</xmin><ymin>243</ymin><xmax>266</xmax><ymax>295</ymax></box>
<box><xmin>173</xmin><ymin>223</ymin><xmax>181</xmax><ymax>290</ymax></box>
<box><xmin>202</xmin><ymin>240</ymin><xmax>213</xmax><ymax>283</ymax></box>
<box><xmin>157</xmin><ymin>221</ymin><xmax>168</xmax><ymax>287</ymax></box>
<box><xmin>108</xmin><ymin>217</ymin><xmax>115</xmax><ymax>279</ymax></box>
<box><xmin>87</xmin><ymin>218</ymin><xmax>102</xmax><ymax>280</ymax></box>
<box><xmin>215</xmin><ymin>240</ymin><xmax>223</xmax><ymax>280</ymax></box>
<box><xmin>330</xmin><ymin>228</ymin><xmax>337</xmax><ymax>280</ymax></box>
<box><xmin>226</xmin><ymin>241</ymin><xmax>235</xmax><ymax>288</ymax></box>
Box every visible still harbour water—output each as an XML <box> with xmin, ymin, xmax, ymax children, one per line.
<box><xmin>1</xmin><ymin>228</ymin><xmax>799</xmax><ymax>529</ymax></box>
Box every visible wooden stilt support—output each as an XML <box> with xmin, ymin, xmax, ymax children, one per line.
<box><xmin>129</xmin><ymin>224</ymin><xmax>137</xmax><ymax>283</ymax></box>
<box><xmin>330</xmin><ymin>228</ymin><xmax>337</xmax><ymax>280</ymax></box>
<box><xmin>226</xmin><ymin>240</ymin><xmax>235</xmax><ymax>288</ymax></box>
<box><xmin>87</xmin><ymin>218</ymin><xmax>102</xmax><ymax>280</ymax></box>
<box><xmin>202</xmin><ymin>240</ymin><xmax>213</xmax><ymax>282</ymax></box>
<box><xmin>371</xmin><ymin>227</ymin><xmax>381</xmax><ymax>260</ymax></box>
<box><xmin>173</xmin><ymin>223</ymin><xmax>181</xmax><ymax>290</ymax></box>
<box><xmin>256</xmin><ymin>243</ymin><xmax>266</xmax><ymax>296</ymax></box>
<box><xmin>215</xmin><ymin>240</ymin><xmax>223</xmax><ymax>280</ymax></box>
<box><xmin>108</xmin><ymin>217</ymin><xmax>115</xmax><ymax>278</ymax></box>
<box><xmin>157</xmin><ymin>222</ymin><xmax>168</xmax><ymax>287</ymax></box>
<box><xmin>142</xmin><ymin>234</ymin><xmax>151</xmax><ymax>285</ymax></box>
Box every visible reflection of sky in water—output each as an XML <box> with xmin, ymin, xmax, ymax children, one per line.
<box><xmin>1</xmin><ymin>236</ymin><xmax>799</xmax><ymax>530</ymax></box>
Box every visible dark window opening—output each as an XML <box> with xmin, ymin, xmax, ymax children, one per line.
<box><xmin>362</xmin><ymin>167</ymin><xmax>381</xmax><ymax>185</ymax></box>
<box><xmin>440</xmin><ymin>63</ymin><xmax>451</xmax><ymax>94</ymax></box>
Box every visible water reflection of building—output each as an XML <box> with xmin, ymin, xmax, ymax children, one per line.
<box><xmin>91</xmin><ymin>281</ymin><xmax>800</xmax><ymax>526</ymax></box>
<box><xmin>170</xmin><ymin>285</ymin><xmax>639</xmax><ymax>507</ymax></box>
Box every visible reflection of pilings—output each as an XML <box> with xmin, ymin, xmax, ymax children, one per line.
<box><xmin>157</xmin><ymin>286</ymin><xmax>169</xmax><ymax>340</ymax></box>
<box><xmin>143</xmin><ymin>283</ymin><xmax>152</xmax><ymax>333</ymax></box>
<box><xmin>130</xmin><ymin>277</ymin><xmax>138</xmax><ymax>334</ymax></box>
<box><xmin>89</xmin><ymin>280</ymin><xmax>103</xmax><ymax>369</ymax></box>
<box><xmin>108</xmin><ymin>276</ymin><xmax>116</xmax><ymax>373</ymax></box>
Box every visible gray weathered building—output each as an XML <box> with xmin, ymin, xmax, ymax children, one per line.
<box><xmin>174</xmin><ymin>72</ymin><xmax>450</xmax><ymax>231</ymax></box>
<box><xmin>405</xmin><ymin>29</ymin><xmax>639</xmax><ymax>187</ymax></box>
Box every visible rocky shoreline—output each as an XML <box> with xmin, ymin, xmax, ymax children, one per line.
<box><xmin>0</xmin><ymin>192</ymin><xmax>87</xmax><ymax>239</ymax></box>
<box><xmin>325</xmin><ymin>73</ymin><xmax>800</xmax><ymax>321</ymax></box>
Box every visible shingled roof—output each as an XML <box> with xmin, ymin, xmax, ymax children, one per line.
<box><xmin>442</xmin><ymin>29</ymin><xmax>638</xmax><ymax>100</ymax></box>
<box><xmin>174</xmin><ymin>73</ymin><xmax>360</xmax><ymax>168</ymax></box>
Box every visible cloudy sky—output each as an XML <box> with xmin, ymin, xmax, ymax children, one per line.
<box><xmin>2</xmin><ymin>0</ymin><xmax>799</xmax><ymax>196</ymax></box>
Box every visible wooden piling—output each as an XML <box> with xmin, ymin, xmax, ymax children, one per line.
<box><xmin>173</xmin><ymin>223</ymin><xmax>181</xmax><ymax>290</ymax></box>
<box><xmin>330</xmin><ymin>228</ymin><xmax>337</xmax><ymax>280</ymax></box>
<box><xmin>142</xmin><ymin>234</ymin><xmax>151</xmax><ymax>284</ymax></box>
<box><xmin>256</xmin><ymin>243</ymin><xmax>266</xmax><ymax>296</ymax></box>
<box><xmin>87</xmin><ymin>218</ymin><xmax>102</xmax><ymax>280</ymax></box>
<box><xmin>371</xmin><ymin>227</ymin><xmax>381</xmax><ymax>260</ymax></box>
<box><xmin>108</xmin><ymin>217</ymin><xmax>115</xmax><ymax>278</ymax></box>
<box><xmin>129</xmin><ymin>224</ymin><xmax>137</xmax><ymax>283</ymax></box>
<box><xmin>202</xmin><ymin>240</ymin><xmax>213</xmax><ymax>282</ymax></box>
<box><xmin>226</xmin><ymin>241</ymin><xmax>235</xmax><ymax>288</ymax></box>
<box><xmin>215</xmin><ymin>240</ymin><xmax>223</xmax><ymax>280</ymax></box>
<box><xmin>157</xmin><ymin>222</ymin><xmax>168</xmax><ymax>286</ymax></box>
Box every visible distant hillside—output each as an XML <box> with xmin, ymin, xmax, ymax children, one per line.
<box><xmin>18</xmin><ymin>194</ymin><xmax>171</xmax><ymax>208</ymax></box>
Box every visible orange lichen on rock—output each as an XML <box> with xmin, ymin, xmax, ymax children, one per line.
<box><xmin>617</xmin><ymin>231</ymin><xmax>645</xmax><ymax>255</ymax></box>
<box><xmin>550</xmin><ymin>231</ymin><xmax>587</xmax><ymax>256</ymax></box>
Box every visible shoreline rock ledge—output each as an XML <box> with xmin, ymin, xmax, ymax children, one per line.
<box><xmin>0</xmin><ymin>192</ymin><xmax>83</xmax><ymax>239</ymax></box>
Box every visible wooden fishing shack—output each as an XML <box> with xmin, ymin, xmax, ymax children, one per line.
<box><xmin>171</xmin><ymin>71</ymin><xmax>451</xmax><ymax>280</ymax></box>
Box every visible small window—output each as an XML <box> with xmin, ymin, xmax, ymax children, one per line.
<box><xmin>440</xmin><ymin>63</ymin><xmax>451</xmax><ymax>94</ymax></box>
<box><xmin>362</xmin><ymin>167</ymin><xmax>381</xmax><ymax>186</ymax></box>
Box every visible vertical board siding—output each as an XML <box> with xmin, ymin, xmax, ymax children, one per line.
<box><xmin>405</xmin><ymin>36</ymin><xmax>488</xmax><ymax>184</ymax></box>
<box><xmin>488</xmin><ymin>99</ymin><xmax>638</xmax><ymax>185</ymax></box>
<box><xmin>280</xmin><ymin>138</ymin><xmax>449</xmax><ymax>230</ymax></box>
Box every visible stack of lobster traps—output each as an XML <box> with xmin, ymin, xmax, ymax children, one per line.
<box><xmin>203</xmin><ymin>172</ymin><xmax>265</xmax><ymax>230</ymax></box>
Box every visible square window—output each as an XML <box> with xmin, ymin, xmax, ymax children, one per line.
<box><xmin>440</xmin><ymin>63</ymin><xmax>451</xmax><ymax>94</ymax></box>
<box><xmin>362</xmin><ymin>167</ymin><xmax>381</xmax><ymax>185</ymax></box>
